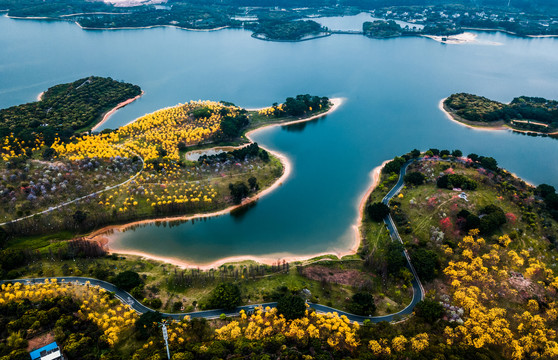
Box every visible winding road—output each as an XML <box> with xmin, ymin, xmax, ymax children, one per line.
<box><xmin>2</xmin><ymin>159</ymin><xmax>424</xmax><ymax>323</ymax></box>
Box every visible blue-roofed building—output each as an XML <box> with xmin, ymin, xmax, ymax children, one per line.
<box><xmin>29</xmin><ymin>342</ymin><xmax>64</xmax><ymax>360</ymax></box>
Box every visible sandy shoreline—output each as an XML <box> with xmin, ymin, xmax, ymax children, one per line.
<box><xmin>90</xmin><ymin>98</ymin><xmax>350</xmax><ymax>268</ymax></box>
<box><xmin>75</xmin><ymin>21</ymin><xmax>229</xmax><ymax>32</ymax></box>
<box><xmin>91</xmin><ymin>91</ymin><xmax>144</xmax><ymax>132</ymax></box>
<box><xmin>351</xmin><ymin>159</ymin><xmax>390</xmax><ymax>250</ymax></box>
<box><xmin>439</xmin><ymin>98</ymin><xmax>508</xmax><ymax>131</ymax></box>
<box><xmin>423</xmin><ymin>32</ymin><xmax>477</xmax><ymax>44</ymax></box>
<box><xmin>37</xmin><ymin>91</ymin><xmax>44</xmax><ymax>101</ymax></box>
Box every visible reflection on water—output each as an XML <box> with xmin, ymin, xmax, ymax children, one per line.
<box><xmin>230</xmin><ymin>201</ymin><xmax>258</xmax><ymax>222</ymax></box>
<box><xmin>281</xmin><ymin>116</ymin><xmax>326</xmax><ymax>132</ymax></box>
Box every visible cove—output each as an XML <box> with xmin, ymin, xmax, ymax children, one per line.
<box><xmin>1</xmin><ymin>15</ymin><xmax>558</xmax><ymax>265</ymax></box>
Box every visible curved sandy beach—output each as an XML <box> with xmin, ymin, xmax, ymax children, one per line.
<box><xmin>95</xmin><ymin>143</ymin><xmax>389</xmax><ymax>271</ymax></box>
<box><xmin>90</xmin><ymin>98</ymin><xmax>354</xmax><ymax>268</ymax></box>
<box><xmin>91</xmin><ymin>91</ymin><xmax>144</xmax><ymax>132</ymax></box>
<box><xmin>439</xmin><ymin>97</ymin><xmax>508</xmax><ymax>131</ymax></box>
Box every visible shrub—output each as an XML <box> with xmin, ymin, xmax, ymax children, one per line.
<box><xmin>404</xmin><ymin>171</ymin><xmax>426</xmax><ymax>186</ymax></box>
<box><xmin>367</xmin><ymin>202</ymin><xmax>390</xmax><ymax>222</ymax></box>
<box><xmin>207</xmin><ymin>283</ymin><xmax>241</xmax><ymax>310</ymax></box>
<box><xmin>410</xmin><ymin>248</ymin><xmax>440</xmax><ymax>281</ymax></box>
<box><xmin>349</xmin><ymin>292</ymin><xmax>376</xmax><ymax>316</ymax></box>
<box><xmin>436</xmin><ymin>174</ymin><xmax>477</xmax><ymax>190</ymax></box>
<box><xmin>113</xmin><ymin>270</ymin><xmax>142</xmax><ymax>291</ymax></box>
<box><xmin>277</xmin><ymin>294</ymin><xmax>306</xmax><ymax>320</ymax></box>
<box><xmin>150</xmin><ymin>298</ymin><xmax>162</xmax><ymax>309</ymax></box>
<box><xmin>415</xmin><ymin>299</ymin><xmax>444</xmax><ymax>324</ymax></box>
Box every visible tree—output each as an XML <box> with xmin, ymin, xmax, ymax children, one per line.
<box><xmin>277</xmin><ymin>294</ymin><xmax>306</xmax><ymax>320</ymax></box>
<box><xmin>479</xmin><ymin>205</ymin><xmax>506</xmax><ymax>235</ymax></box>
<box><xmin>113</xmin><ymin>270</ymin><xmax>142</xmax><ymax>291</ymax></box>
<box><xmin>479</xmin><ymin>156</ymin><xmax>498</xmax><ymax>171</ymax></box>
<box><xmin>229</xmin><ymin>182</ymin><xmax>249</xmax><ymax>204</ymax></box>
<box><xmin>367</xmin><ymin>202</ymin><xmax>390</xmax><ymax>222</ymax></box>
<box><xmin>172</xmin><ymin>301</ymin><xmax>183</xmax><ymax>312</ymax></box>
<box><xmin>451</xmin><ymin>149</ymin><xmax>463</xmax><ymax>157</ymax></box>
<box><xmin>349</xmin><ymin>292</ymin><xmax>376</xmax><ymax>316</ymax></box>
<box><xmin>207</xmin><ymin>283</ymin><xmax>241</xmax><ymax>310</ymax></box>
<box><xmin>536</xmin><ymin>184</ymin><xmax>556</xmax><ymax>198</ymax></box>
<box><xmin>404</xmin><ymin>172</ymin><xmax>426</xmax><ymax>186</ymax></box>
<box><xmin>410</xmin><ymin>248</ymin><xmax>439</xmax><ymax>281</ymax></box>
<box><xmin>437</xmin><ymin>174</ymin><xmax>477</xmax><ymax>190</ymax></box>
<box><xmin>468</xmin><ymin>153</ymin><xmax>479</xmax><ymax>162</ymax></box>
<box><xmin>149</xmin><ymin>298</ymin><xmax>162</xmax><ymax>309</ymax></box>
<box><xmin>248</xmin><ymin>177</ymin><xmax>259</xmax><ymax>190</ymax></box>
<box><xmin>135</xmin><ymin>311</ymin><xmax>163</xmax><ymax>340</ymax></box>
<box><xmin>415</xmin><ymin>299</ymin><xmax>444</xmax><ymax>324</ymax></box>
<box><xmin>383</xmin><ymin>156</ymin><xmax>405</xmax><ymax>174</ymax></box>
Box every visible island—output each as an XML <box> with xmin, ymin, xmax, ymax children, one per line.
<box><xmin>2</xmin><ymin>149</ymin><xmax>558</xmax><ymax>359</ymax></box>
<box><xmin>0</xmin><ymin>77</ymin><xmax>142</xmax><ymax>142</ymax></box>
<box><xmin>3</xmin><ymin>0</ymin><xmax>558</xmax><ymax>41</ymax></box>
<box><xmin>442</xmin><ymin>93</ymin><xmax>558</xmax><ymax>135</ymax></box>
<box><xmin>363</xmin><ymin>20</ymin><xmax>404</xmax><ymax>38</ymax></box>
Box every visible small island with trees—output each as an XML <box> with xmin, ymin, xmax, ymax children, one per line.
<box><xmin>443</xmin><ymin>93</ymin><xmax>558</xmax><ymax>136</ymax></box>
<box><xmin>250</xmin><ymin>19</ymin><xmax>328</xmax><ymax>41</ymax></box>
<box><xmin>0</xmin><ymin>76</ymin><xmax>142</xmax><ymax>144</ymax></box>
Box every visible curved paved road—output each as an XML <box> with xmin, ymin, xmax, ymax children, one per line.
<box><xmin>2</xmin><ymin>159</ymin><xmax>424</xmax><ymax>323</ymax></box>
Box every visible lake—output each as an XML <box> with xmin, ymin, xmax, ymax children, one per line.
<box><xmin>1</xmin><ymin>14</ymin><xmax>558</xmax><ymax>265</ymax></box>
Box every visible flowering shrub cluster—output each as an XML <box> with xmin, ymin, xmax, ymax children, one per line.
<box><xmin>0</xmin><ymin>279</ymin><xmax>137</xmax><ymax>346</ymax></box>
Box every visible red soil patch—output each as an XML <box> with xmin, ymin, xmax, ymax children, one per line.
<box><xmin>27</xmin><ymin>331</ymin><xmax>55</xmax><ymax>352</ymax></box>
<box><xmin>302</xmin><ymin>266</ymin><xmax>368</xmax><ymax>287</ymax></box>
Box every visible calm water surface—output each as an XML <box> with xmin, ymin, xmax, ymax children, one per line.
<box><xmin>1</xmin><ymin>15</ymin><xmax>558</xmax><ymax>264</ymax></box>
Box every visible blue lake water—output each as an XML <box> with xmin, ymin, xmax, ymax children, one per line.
<box><xmin>1</xmin><ymin>15</ymin><xmax>558</xmax><ymax>264</ymax></box>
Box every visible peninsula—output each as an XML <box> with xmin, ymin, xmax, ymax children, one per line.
<box><xmin>0</xmin><ymin>91</ymin><xmax>338</xmax><ymax>242</ymax></box>
<box><xmin>442</xmin><ymin>93</ymin><xmax>558</xmax><ymax>135</ymax></box>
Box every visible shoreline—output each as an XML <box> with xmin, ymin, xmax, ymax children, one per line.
<box><xmin>89</xmin><ymin>98</ymin><xmax>346</xmax><ymax>268</ymax></box>
<box><xmin>422</xmin><ymin>32</ymin><xmax>477</xmax><ymax>44</ymax></box>
<box><xmin>251</xmin><ymin>32</ymin><xmax>331</xmax><ymax>43</ymax></box>
<box><xmin>37</xmin><ymin>91</ymin><xmax>44</xmax><ymax>101</ymax></box>
<box><xmin>439</xmin><ymin>97</ymin><xmax>508</xmax><ymax>131</ymax></box>
<box><xmin>439</xmin><ymin>97</ymin><xmax>558</xmax><ymax>135</ymax></box>
<box><xmin>351</xmin><ymin>159</ymin><xmax>391</xmax><ymax>253</ymax></box>
<box><xmin>91</xmin><ymin>91</ymin><xmax>144</xmax><ymax>132</ymax></box>
<box><xmin>75</xmin><ymin>21</ymin><xmax>230</xmax><ymax>32</ymax></box>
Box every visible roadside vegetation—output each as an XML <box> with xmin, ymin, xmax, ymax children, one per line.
<box><xmin>2</xmin><ymin>149</ymin><xmax>558</xmax><ymax>358</ymax></box>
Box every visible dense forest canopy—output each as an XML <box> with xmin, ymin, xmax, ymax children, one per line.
<box><xmin>252</xmin><ymin>19</ymin><xmax>324</xmax><ymax>40</ymax></box>
<box><xmin>0</xmin><ymin>76</ymin><xmax>141</xmax><ymax>145</ymax></box>
<box><xmin>363</xmin><ymin>20</ymin><xmax>403</xmax><ymax>37</ymax></box>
